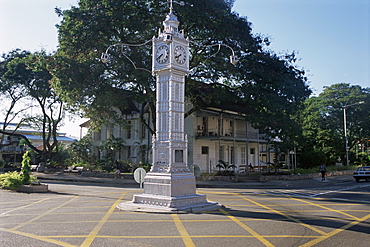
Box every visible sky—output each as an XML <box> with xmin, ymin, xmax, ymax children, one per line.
<box><xmin>1</xmin><ymin>0</ymin><xmax>369</xmax><ymax>138</ymax></box>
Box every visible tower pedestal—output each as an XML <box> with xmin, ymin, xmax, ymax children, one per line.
<box><xmin>117</xmin><ymin>172</ymin><xmax>221</xmax><ymax>213</ymax></box>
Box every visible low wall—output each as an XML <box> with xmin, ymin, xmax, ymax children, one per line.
<box><xmin>81</xmin><ymin>171</ymin><xmax>133</xmax><ymax>179</ymax></box>
<box><xmin>259</xmin><ymin>170</ymin><xmax>354</xmax><ymax>182</ymax></box>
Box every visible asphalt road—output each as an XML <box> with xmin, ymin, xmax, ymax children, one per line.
<box><xmin>0</xmin><ymin>180</ymin><xmax>369</xmax><ymax>247</ymax></box>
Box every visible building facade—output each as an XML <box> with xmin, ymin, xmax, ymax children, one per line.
<box><xmin>86</xmin><ymin>104</ymin><xmax>278</xmax><ymax>173</ymax></box>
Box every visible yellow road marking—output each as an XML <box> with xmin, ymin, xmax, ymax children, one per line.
<box><xmin>80</xmin><ymin>192</ymin><xmax>127</xmax><ymax>247</ymax></box>
<box><xmin>1</xmin><ymin>197</ymin><xmax>50</xmax><ymax>216</ymax></box>
<box><xmin>10</xmin><ymin>196</ymin><xmax>79</xmax><ymax>231</ymax></box>
<box><xmin>219</xmin><ymin>208</ymin><xmax>274</xmax><ymax>247</ymax></box>
<box><xmin>40</xmin><ymin>234</ymin><xmax>319</xmax><ymax>239</ymax></box>
<box><xmin>234</xmin><ymin>193</ymin><xmax>328</xmax><ymax>236</ymax></box>
<box><xmin>0</xmin><ymin>228</ymin><xmax>77</xmax><ymax>247</ymax></box>
<box><xmin>172</xmin><ymin>214</ymin><xmax>196</xmax><ymax>247</ymax></box>
<box><xmin>293</xmin><ymin>198</ymin><xmax>360</xmax><ymax>220</ymax></box>
<box><xmin>299</xmin><ymin>213</ymin><xmax>370</xmax><ymax>247</ymax></box>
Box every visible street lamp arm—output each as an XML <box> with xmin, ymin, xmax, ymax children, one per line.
<box><xmin>101</xmin><ymin>39</ymin><xmax>153</xmax><ymax>73</ymax></box>
<box><xmin>343</xmin><ymin>101</ymin><xmax>365</xmax><ymax>109</ymax></box>
<box><xmin>193</xmin><ymin>42</ymin><xmax>239</xmax><ymax>66</ymax></box>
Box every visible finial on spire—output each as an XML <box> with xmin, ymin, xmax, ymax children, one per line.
<box><xmin>167</xmin><ymin>0</ymin><xmax>185</xmax><ymax>13</ymax></box>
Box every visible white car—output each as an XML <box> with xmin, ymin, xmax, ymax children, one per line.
<box><xmin>353</xmin><ymin>166</ymin><xmax>370</xmax><ymax>182</ymax></box>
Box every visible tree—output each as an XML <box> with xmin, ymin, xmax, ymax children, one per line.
<box><xmin>51</xmin><ymin>0</ymin><xmax>311</xmax><ymax>141</ymax></box>
<box><xmin>69</xmin><ymin>134</ymin><xmax>93</xmax><ymax>165</ymax></box>
<box><xmin>0</xmin><ymin>50</ymin><xmax>65</xmax><ymax>162</ymax></box>
<box><xmin>298</xmin><ymin>83</ymin><xmax>370</xmax><ymax>166</ymax></box>
<box><xmin>0</xmin><ymin>50</ymin><xmax>35</xmax><ymax>150</ymax></box>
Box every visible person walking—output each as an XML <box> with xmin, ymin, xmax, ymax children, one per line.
<box><xmin>320</xmin><ymin>164</ymin><xmax>327</xmax><ymax>181</ymax></box>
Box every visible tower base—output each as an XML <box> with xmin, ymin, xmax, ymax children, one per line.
<box><xmin>117</xmin><ymin>172</ymin><xmax>221</xmax><ymax>213</ymax></box>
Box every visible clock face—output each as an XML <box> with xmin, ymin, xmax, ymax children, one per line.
<box><xmin>156</xmin><ymin>45</ymin><xmax>169</xmax><ymax>64</ymax></box>
<box><xmin>174</xmin><ymin>45</ymin><xmax>186</xmax><ymax>65</ymax></box>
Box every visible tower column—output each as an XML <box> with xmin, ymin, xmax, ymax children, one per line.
<box><xmin>117</xmin><ymin>7</ymin><xmax>220</xmax><ymax>213</ymax></box>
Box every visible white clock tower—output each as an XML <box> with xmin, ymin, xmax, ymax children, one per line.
<box><xmin>118</xmin><ymin>5</ymin><xmax>219</xmax><ymax>213</ymax></box>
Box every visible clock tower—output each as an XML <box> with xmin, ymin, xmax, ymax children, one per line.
<box><xmin>118</xmin><ymin>6</ymin><xmax>219</xmax><ymax>213</ymax></box>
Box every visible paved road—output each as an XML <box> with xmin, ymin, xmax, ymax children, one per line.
<box><xmin>262</xmin><ymin>180</ymin><xmax>370</xmax><ymax>202</ymax></box>
<box><xmin>1</xmin><ymin>180</ymin><xmax>369</xmax><ymax>247</ymax></box>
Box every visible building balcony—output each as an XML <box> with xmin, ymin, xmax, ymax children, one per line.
<box><xmin>195</xmin><ymin>129</ymin><xmax>267</xmax><ymax>142</ymax></box>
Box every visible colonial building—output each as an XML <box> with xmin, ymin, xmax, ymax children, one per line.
<box><xmin>84</xmin><ymin>103</ymin><xmax>278</xmax><ymax>173</ymax></box>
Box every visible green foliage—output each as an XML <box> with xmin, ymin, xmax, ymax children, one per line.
<box><xmin>354</xmin><ymin>152</ymin><xmax>370</xmax><ymax>166</ymax></box>
<box><xmin>69</xmin><ymin>134</ymin><xmax>92</xmax><ymax>166</ymax></box>
<box><xmin>99</xmin><ymin>136</ymin><xmax>125</xmax><ymax>161</ymax></box>
<box><xmin>21</xmin><ymin>151</ymin><xmax>31</xmax><ymax>184</ymax></box>
<box><xmin>298</xmin><ymin>149</ymin><xmax>327</xmax><ymax>169</ymax></box>
<box><xmin>51</xmin><ymin>0</ymin><xmax>311</xmax><ymax>142</ymax></box>
<box><xmin>0</xmin><ymin>171</ymin><xmax>38</xmax><ymax>190</ymax></box>
<box><xmin>0</xmin><ymin>151</ymin><xmax>39</xmax><ymax>190</ymax></box>
<box><xmin>298</xmin><ymin>83</ymin><xmax>370</xmax><ymax>165</ymax></box>
<box><xmin>0</xmin><ymin>172</ymin><xmax>24</xmax><ymax>190</ymax></box>
<box><xmin>0</xmin><ymin>50</ymin><xmax>65</xmax><ymax>160</ymax></box>
<box><xmin>51</xmin><ymin>143</ymin><xmax>73</xmax><ymax>167</ymax></box>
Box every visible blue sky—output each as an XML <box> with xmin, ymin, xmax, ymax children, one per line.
<box><xmin>1</xmin><ymin>0</ymin><xmax>368</xmax><ymax>93</ymax></box>
<box><xmin>0</xmin><ymin>0</ymin><xmax>369</xmax><ymax>136</ymax></box>
<box><xmin>233</xmin><ymin>0</ymin><xmax>369</xmax><ymax>94</ymax></box>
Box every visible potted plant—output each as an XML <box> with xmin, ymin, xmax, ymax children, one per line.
<box><xmin>0</xmin><ymin>151</ymin><xmax>48</xmax><ymax>193</ymax></box>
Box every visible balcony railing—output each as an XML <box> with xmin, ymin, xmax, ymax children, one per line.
<box><xmin>196</xmin><ymin>129</ymin><xmax>263</xmax><ymax>140</ymax></box>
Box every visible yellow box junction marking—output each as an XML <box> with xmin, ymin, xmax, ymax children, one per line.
<box><xmin>80</xmin><ymin>192</ymin><xmax>127</xmax><ymax>247</ymax></box>
<box><xmin>0</xmin><ymin>197</ymin><xmax>50</xmax><ymax>216</ymax></box>
<box><xmin>219</xmin><ymin>208</ymin><xmax>274</xmax><ymax>247</ymax></box>
<box><xmin>10</xmin><ymin>196</ymin><xmax>80</xmax><ymax>231</ymax></box>
<box><xmin>233</xmin><ymin>193</ymin><xmax>328</xmax><ymax>236</ymax></box>
<box><xmin>172</xmin><ymin>214</ymin><xmax>196</xmax><ymax>247</ymax></box>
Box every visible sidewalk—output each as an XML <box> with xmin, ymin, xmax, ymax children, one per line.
<box><xmin>33</xmin><ymin>172</ymin><xmax>355</xmax><ymax>189</ymax></box>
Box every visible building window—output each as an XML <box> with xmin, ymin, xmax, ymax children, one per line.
<box><xmin>127</xmin><ymin>121</ymin><xmax>132</xmax><ymax>139</ymax></box>
<box><xmin>241</xmin><ymin>147</ymin><xmax>246</xmax><ymax>164</ymax></box>
<box><xmin>201</xmin><ymin>146</ymin><xmax>209</xmax><ymax>155</ymax></box>
<box><xmin>250</xmin><ymin>148</ymin><xmax>255</xmax><ymax>155</ymax></box>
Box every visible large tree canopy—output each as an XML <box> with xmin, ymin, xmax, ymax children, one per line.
<box><xmin>51</xmin><ymin>0</ymin><xmax>311</xmax><ymax>140</ymax></box>
<box><xmin>0</xmin><ymin>50</ymin><xmax>65</xmax><ymax>161</ymax></box>
<box><xmin>298</xmin><ymin>83</ymin><xmax>370</xmax><ymax>165</ymax></box>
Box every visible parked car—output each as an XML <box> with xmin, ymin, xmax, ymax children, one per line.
<box><xmin>353</xmin><ymin>166</ymin><xmax>370</xmax><ymax>182</ymax></box>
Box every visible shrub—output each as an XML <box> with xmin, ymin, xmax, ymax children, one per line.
<box><xmin>21</xmin><ymin>151</ymin><xmax>32</xmax><ymax>185</ymax></box>
<box><xmin>0</xmin><ymin>151</ymin><xmax>38</xmax><ymax>190</ymax></box>
<box><xmin>0</xmin><ymin>172</ymin><xmax>24</xmax><ymax>190</ymax></box>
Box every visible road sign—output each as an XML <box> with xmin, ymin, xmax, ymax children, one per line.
<box><xmin>134</xmin><ymin>168</ymin><xmax>147</xmax><ymax>191</ymax></box>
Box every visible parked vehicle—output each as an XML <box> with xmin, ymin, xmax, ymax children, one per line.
<box><xmin>353</xmin><ymin>166</ymin><xmax>370</xmax><ymax>182</ymax></box>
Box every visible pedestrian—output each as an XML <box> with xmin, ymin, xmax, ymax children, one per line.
<box><xmin>115</xmin><ymin>160</ymin><xmax>122</xmax><ymax>170</ymax></box>
<box><xmin>115</xmin><ymin>168</ymin><xmax>121</xmax><ymax>179</ymax></box>
<box><xmin>320</xmin><ymin>164</ymin><xmax>327</xmax><ymax>181</ymax></box>
<box><xmin>115</xmin><ymin>160</ymin><xmax>122</xmax><ymax>179</ymax></box>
